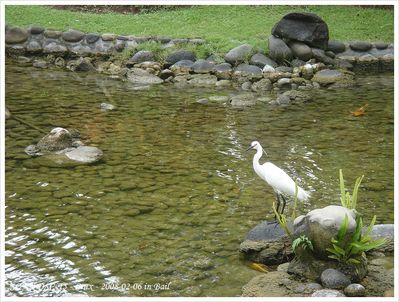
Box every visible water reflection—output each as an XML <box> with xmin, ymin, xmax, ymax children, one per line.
<box><xmin>5</xmin><ymin>63</ymin><xmax>394</xmax><ymax>297</ymax></box>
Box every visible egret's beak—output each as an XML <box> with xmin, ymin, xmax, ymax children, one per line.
<box><xmin>246</xmin><ymin>145</ymin><xmax>254</xmax><ymax>151</ymax></box>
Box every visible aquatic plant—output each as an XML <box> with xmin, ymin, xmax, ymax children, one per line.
<box><xmin>292</xmin><ymin>235</ymin><xmax>314</xmax><ymax>255</ymax></box>
<box><xmin>326</xmin><ymin>214</ymin><xmax>385</xmax><ymax>265</ymax></box>
<box><xmin>339</xmin><ymin>169</ymin><xmax>364</xmax><ymax>210</ymax></box>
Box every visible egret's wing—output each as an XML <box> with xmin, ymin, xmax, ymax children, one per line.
<box><xmin>261</xmin><ymin>162</ymin><xmax>297</xmax><ymax>196</ymax></box>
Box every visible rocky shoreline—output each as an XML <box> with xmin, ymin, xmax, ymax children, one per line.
<box><xmin>5</xmin><ymin>14</ymin><xmax>394</xmax><ymax>104</ymax></box>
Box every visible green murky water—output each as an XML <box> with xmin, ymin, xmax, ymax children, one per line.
<box><xmin>5</xmin><ymin>63</ymin><xmax>394</xmax><ymax>297</ymax></box>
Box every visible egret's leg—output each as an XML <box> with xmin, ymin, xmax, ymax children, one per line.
<box><xmin>280</xmin><ymin>194</ymin><xmax>287</xmax><ymax>216</ymax></box>
<box><xmin>268</xmin><ymin>193</ymin><xmax>280</xmax><ymax>225</ymax></box>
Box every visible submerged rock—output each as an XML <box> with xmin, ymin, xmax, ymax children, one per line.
<box><xmin>312</xmin><ymin>69</ymin><xmax>354</xmax><ymax>87</ymax></box>
<box><xmin>24</xmin><ymin>127</ymin><xmax>103</xmax><ymax>166</ymax></box>
<box><xmin>65</xmin><ymin>146</ymin><xmax>103</xmax><ymax>163</ymax></box>
<box><xmin>127</xmin><ymin>68</ymin><xmax>163</xmax><ymax>85</ymax></box>
<box><xmin>229</xmin><ymin>94</ymin><xmax>257</xmax><ymax>107</ymax></box>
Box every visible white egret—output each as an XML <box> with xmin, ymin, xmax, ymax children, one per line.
<box><xmin>246</xmin><ymin>141</ymin><xmax>310</xmax><ymax>220</ymax></box>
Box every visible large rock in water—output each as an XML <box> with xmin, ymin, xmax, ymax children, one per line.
<box><xmin>272</xmin><ymin>12</ymin><xmax>329</xmax><ymax>49</ymax></box>
<box><xmin>65</xmin><ymin>146</ymin><xmax>103</xmax><ymax>163</ymax></box>
<box><xmin>268</xmin><ymin>35</ymin><xmax>293</xmax><ymax>63</ymax></box>
<box><xmin>312</xmin><ymin>69</ymin><xmax>355</xmax><ymax>88</ymax></box>
<box><xmin>37</xmin><ymin>127</ymin><xmax>73</xmax><ymax>152</ymax></box>
<box><xmin>239</xmin><ymin>221</ymin><xmax>294</xmax><ymax>265</ymax></box>
<box><xmin>293</xmin><ymin>205</ymin><xmax>357</xmax><ymax>259</ymax></box>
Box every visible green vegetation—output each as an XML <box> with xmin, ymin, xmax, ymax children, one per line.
<box><xmin>292</xmin><ymin>235</ymin><xmax>314</xmax><ymax>256</ymax></box>
<box><xmin>339</xmin><ymin>169</ymin><xmax>364</xmax><ymax>210</ymax></box>
<box><xmin>272</xmin><ymin>201</ymin><xmax>292</xmax><ymax>237</ymax></box>
<box><xmin>5</xmin><ymin>5</ymin><xmax>394</xmax><ymax>55</ymax></box>
<box><xmin>326</xmin><ymin>214</ymin><xmax>385</xmax><ymax>265</ymax></box>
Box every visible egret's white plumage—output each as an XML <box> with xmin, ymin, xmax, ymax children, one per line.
<box><xmin>247</xmin><ymin>141</ymin><xmax>310</xmax><ymax>213</ymax></box>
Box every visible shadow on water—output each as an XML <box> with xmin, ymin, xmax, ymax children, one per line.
<box><xmin>5</xmin><ymin>63</ymin><xmax>394</xmax><ymax>297</ymax></box>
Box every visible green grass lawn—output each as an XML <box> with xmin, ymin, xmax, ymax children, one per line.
<box><xmin>5</xmin><ymin>5</ymin><xmax>394</xmax><ymax>54</ymax></box>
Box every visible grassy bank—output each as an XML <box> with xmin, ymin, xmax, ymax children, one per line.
<box><xmin>5</xmin><ymin>5</ymin><xmax>394</xmax><ymax>55</ymax></box>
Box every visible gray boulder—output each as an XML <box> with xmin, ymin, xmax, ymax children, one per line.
<box><xmin>272</xmin><ymin>12</ymin><xmax>329</xmax><ymax>49</ymax></box>
<box><xmin>62</xmin><ymin>29</ymin><xmax>85</xmax><ymax>42</ymax></box>
<box><xmin>344</xmin><ymin>283</ymin><xmax>365</xmax><ymax>297</ymax></box>
<box><xmin>367</xmin><ymin>224</ymin><xmax>394</xmax><ymax>253</ymax></box>
<box><xmin>224</xmin><ymin>43</ymin><xmax>253</xmax><ymax>65</ymax></box>
<box><xmin>321</xmin><ymin>268</ymin><xmax>351</xmax><ymax>289</ymax></box>
<box><xmin>239</xmin><ymin>221</ymin><xmax>293</xmax><ymax>264</ymax></box>
<box><xmin>165</xmin><ymin>50</ymin><xmax>196</xmax><ymax>66</ymax></box>
<box><xmin>289</xmin><ymin>41</ymin><xmax>313</xmax><ymax>61</ymax></box>
<box><xmin>44</xmin><ymin>30</ymin><xmax>62</xmax><ymax>39</ymax></box>
<box><xmin>5</xmin><ymin>26</ymin><xmax>29</xmax><ymax>44</ymax></box>
<box><xmin>86</xmin><ymin>33</ymin><xmax>100</xmax><ymax>44</ymax></box>
<box><xmin>268</xmin><ymin>35</ymin><xmax>293</xmax><ymax>63</ymax></box>
<box><xmin>350</xmin><ymin>41</ymin><xmax>372</xmax><ymax>52</ymax></box>
<box><xmin>127</xmin><ymin>68</ymin><xmax>163</xmax><ymax>85</ymax></box>
<box><xmin>293</xmin><ymin>205</ymin><xmax>357</xmax><ymax>258</ymax></box>
<box><xmin>192</xmin><ymin>59</ymin><xmax>215</xmax><ymax>74</ymax></box>
<box><xmin>30</xmin><ymin>26</ymin><xmax>45</xmax><ymax>35</ymax></box>
<box><xmin>374</xmin><ymin>42</ymin><xmax>388</xmax><ymax>50</ymax></box>
<box><xmin>214</xmin><ymin>63</ymin><xmax>232</xmax><ymax>79</ymax></box>
<box><xmin>234</xmin><ymin>64</ymin><xmax>262</xmax><ymax>76</ymax></box>
<box><xmin>250</xmin><ymin>53</ymin><xmax>277</xmax><ymax>68</ymax></box>
<box><xmin>170</xmin><ymin>60</ymin><xmax>194</xmax><ymax>74</ymax></box>
<box><xmin>129</xmin><ymin>50</ymin><xmax>155</xmax><ymax>64</ymax></box>
<box><xmin>312</xmin><ymin>48</ymin><xmax>336</xmax><ymax>65</ymax></box>
<box><xmin>312</xmin><ymin>69</ymin><xmax>354</xmax><ymax>87</ymax></box>
<box><xmin>65</xmin><ymin>146</ymin><xmax>103</xmax><ymax>163</ymax></box>
<box><xmin>327</xmin><ymin>40</ymin><xmax>346</xmax><ymax>53</ymax></box>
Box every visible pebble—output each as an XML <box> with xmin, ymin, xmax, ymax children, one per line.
<box><xmin>344</xmin><ymin>283</ymin><xmax>365</xmax><ymax>297</ymax></box>
<box><xmin>311</xmin><ymin>289</ymin><xmax>345</xmax><ymax>297</ymax></box>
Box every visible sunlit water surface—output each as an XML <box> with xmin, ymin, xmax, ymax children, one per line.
<box><xmin>5</xmin><ymin>63</ymin><xmax>394</xmax><ymax>297</ymax></box>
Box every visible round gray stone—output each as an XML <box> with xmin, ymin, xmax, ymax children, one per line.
<box><xmin>44</xmin><ymin>30</ymin><xmax>62</xmax><ymax>39</ymax></box>
<box><xmin>350</xmin><ymin>41</ymin><xmax>372</xmax><ymax>52</ymax></box>
<box><xmin>30</xmin><ymin>26</ymin><xmax>45</xmax><ymax>35</ymax></box>
<box><xmin>224</xmin><ymin>43</ymin><xmax>253</xmax><ymax>65</ymax></box>
<box><xmin>5</xmin><ymin>27</ymin><xmax>29</xmax><ymax>44</ymax></box>
<box><xmin>192</xmin><ymin>59</ymin><xmax>215</xmax><ymax>74</ymax></box>
<box><xmin>327</xmin><ymin>40</ymin><xmax>346</xmax><ymax>53</ymax></box>
<box><xmin>250</xmin><ymin>53</ymin><xmax>277</xmax><ymax>68</ymax></box>
<box><xmin>289</xmin><ymin>41</ymin><xmax>313</xmax><ymax>61</ymax></box>
<box><xmin>268</xmin><ymin>35</ymin><xmax>293</xmax><ymax>63</ymax></box>
<box><xmin>344</xmin><ymin>283</ymin><xmax>365</xmax><ymax>297</ymax></box>
<box><xmin>165</xmin><ymin>50</ymin><xmax>196</xmax><ymax>66</ymax></box>
<box><xmin>86</xmin><ymin>33</ymin><xmax>100</xmax><ymax>43</ymax></box>
<box><xmin>321</xmin><ymin>268</ymin><xmax>351</xmax><ymax>289</ymax></box>
<box><xmin>129</xmin><ymin>50</ymin><xmax>155</xmax><ymax>64</ymax></box>
<box><xmin>62</xmin><ymin>29</ymin><xmax>85</xmax><ymax>42</ymax></box>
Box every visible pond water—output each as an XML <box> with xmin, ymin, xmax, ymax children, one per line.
<box><xmin>4</xmin><ymin>63</ymin><xmax>394</xmax><ymax>297</ymax></box>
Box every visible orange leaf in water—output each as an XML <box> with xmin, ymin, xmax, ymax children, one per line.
<box><xmin>248</xmin><ymin>262</ymin><xmax>270</xmax><ymax>273</ymax></box>
<box><xmin>351</xmin><ymin>103</ymin><xmax>368</xmax><ymax>117</ymax></box>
